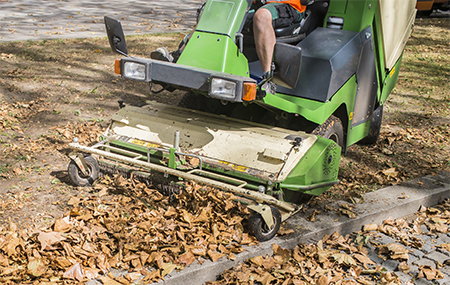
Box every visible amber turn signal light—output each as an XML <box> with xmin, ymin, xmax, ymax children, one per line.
<box><xmin>115</xmin><ymin>59</ymin><xmax>121</xmax><ymax>75</ymax></box>
<box><xmin>243</xmin><ymin>82</ymin><xmax>257</xmax><ymax>101</ymax></box>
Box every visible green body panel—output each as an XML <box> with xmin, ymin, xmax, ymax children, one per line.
<box><xmin>371</xmin><ymin>5</ymin><xmax>387</xmax><ymax>99</ymax></box>
<box><xmin>107</xmin><ymin>139</ymin><xmax>162</xmax><ymax>163</ymax></box>
<box><xmin>361</xmin><ymin>1</ymin><xmax>402</xmax><ymax>106</ymax></box>
<box><xmin>263</xmin><ymin>75</ymin><xmax>358</xmax><ymax>127</ymax></box>
<box><xmin>177</xmin><ymin>32</ymin><xmax>249</xmax><ymax>76</ymax></box>
<box><xmin>344</xmin><ymin>0</ymin><xmax>378</xmax><ymax>32</ymax></box>
<box><xmin>346</xmin><ymin>120</ymin><xmax>371</xmax><ymax>146</ymax></box>
<box><xmin>327</xmin><ymin>0</ymin><xmax>348</xmax><ymax>14</ymax></box>
<box><xmin>177</xmin><ymin>0</ymin><xmax>249</xmax><ymax>76</ymax></box>
<box><xmin>280</xmin><ymin>136</ymin><xmax>341</xmax><ymax>200</ymax></box>
<box><xmin>196</xmin><ymin>0</ymin><xmax>249</xmax><ymax>37</ymax></box>
<box><xmin>246</xmin><ymin>0</ymin><xmax>386</xmax><ymax>148</ymax></box>
<box><xmin>380</xmin><ymin>55</ymin><xmax>403</xmax><ymax>104</ymax></box>
<box><xmin>331</xmin><ymin>0</ymin><xmax>377</xmax><ymax>32</ymax></box>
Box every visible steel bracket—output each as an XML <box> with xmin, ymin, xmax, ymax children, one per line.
<box><xmin>248</xmin><ymin>204</ymin><xmax>274</xmax><ymax>229</ymax></box>
<box><xmin>68</xmin><ymin>152</ymin><xmax>89</xmax><ymax>176</ymax></box>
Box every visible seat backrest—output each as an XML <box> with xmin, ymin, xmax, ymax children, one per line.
<box><xmin>274</xmin><ymin>0</ymin><xmax>330</xmax><ymax>43</ymax></box>
<box><xmin>300</xmin><ymin>0</ymin><xmax>330</xmax><ymax>36</ymax></box>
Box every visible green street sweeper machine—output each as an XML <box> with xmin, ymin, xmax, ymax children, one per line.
<box><xmin>67</xmin><ymin>0</ymin><xmax>416</xmax><ymax>241</ymax></box>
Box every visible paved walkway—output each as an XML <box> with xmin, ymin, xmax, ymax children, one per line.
<box><xmin>0</xmin><ymin>0</ymin><xmax>203</xmax><ymax>42</ymax></box>
<box><xmin>365</xmin><ymin>219</ymin><xmax>450</xmax><ymax>285</ymax></box>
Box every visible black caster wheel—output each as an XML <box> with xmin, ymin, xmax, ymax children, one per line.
<box><xmin>248</xmin><ymin>206</ymin><xmax>281</xmax><ymax>242</ymax></box>
<box><xmin>68</xmin><ymin>156</ymin><xmax>99</xmax><ymax>187</ymax></box>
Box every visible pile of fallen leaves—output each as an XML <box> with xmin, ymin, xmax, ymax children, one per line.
<box><xmin>49</xmin><ymin>120</ymin><xmax>105</xmax><ymax>148</ymax></box>
<box><xmin>209</xmin><ymin>233</ymin><xmax>402</xmax><ymax>285</ymax></box>
<box><xmin>210</xmin><ymin>201</ymin><xmax>450</xmax><ymax>284</ymax></box>
<box><xmin>0</xmin><ymin>175</ymin><xmax>257</xmax><ymax>284</ymax></box>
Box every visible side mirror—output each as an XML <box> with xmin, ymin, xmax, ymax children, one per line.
<box><xmin>272</xmin><ymin>43</ymin><xmax>302</xmax><ymax>89</ymax></box>
<box><xmin>104</xmin><ymin>16</ymin><xmax>128</xmax><ymax>56</ymax></box>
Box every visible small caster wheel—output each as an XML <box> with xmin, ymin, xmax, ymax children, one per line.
<box><xmin>68</xmin><ymin>156</ymin><xmax>99</xmax><ymax>186</ymax></box>
<box><xmin>248</xmin><ymin>206</ymin><xmax>281</xmax><ymax>242</ymax></box>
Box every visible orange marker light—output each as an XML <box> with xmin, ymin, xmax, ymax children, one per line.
<box><xmin>243</xmin><ymin>82</ymin><xmax>257</xmax><ymax>101</ymax></box>
<box><xmin>115</xmin><ymin>59</ymin><xmax>121</xmax><ymax>75</ymax></box>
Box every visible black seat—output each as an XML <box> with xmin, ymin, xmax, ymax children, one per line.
<box><xmin>274</xmin><ymin>21</ymin><xmax>301</xmax><ymax>37</ymax></box>
<box><xmin>242</xmin><ymin>0</ymin><xmax>329</xmax><ymax>63</ymax></box>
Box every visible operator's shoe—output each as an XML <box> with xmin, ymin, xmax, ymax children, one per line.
<box><xmin>261</xmin><ymin>71</ymin><xmax>277</xmax><ymax>95</ymax></box>
<box><xmin>171</xmin><ymin>49</ymin><xmax>182</xmax><ymax>63</ymax></box>
<box><xmin>150</xmin><ymin>47</ymin><xmax>174</xmax><ymax>62</ymax></box>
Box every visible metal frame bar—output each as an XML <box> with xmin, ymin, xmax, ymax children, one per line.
<box><xmin>69</xmin><ymin>142</ymin><xmax>296</xmax><ymax>213</ymax></box>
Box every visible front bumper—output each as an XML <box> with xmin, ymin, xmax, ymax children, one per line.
<box><xmin>118</xmin><ymin>57</ymin><xmax>257</xmax><ymax>102</ymax></box>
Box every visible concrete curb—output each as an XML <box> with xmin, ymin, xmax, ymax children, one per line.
<box><xmin>158</xmin><ymin>171</ymin><xmax>450</xmax><ymax>284</ymax></box>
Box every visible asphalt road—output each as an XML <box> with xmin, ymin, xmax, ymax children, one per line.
<box><xmin>0</xmin><ymin>0</ymin><xmax>203</xmax><ymax>42</ymax></box>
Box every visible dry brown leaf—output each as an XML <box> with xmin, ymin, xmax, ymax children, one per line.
<box><xmin>161</xmin><ymin>263</ymin><xmax>177</xmax><ymax>277</ymax></box>
<box><xmin>250</xmin><ymin>255</ymin><xmax>264</xmax><ymax>267</ymax></box>
<box><xmin>436</xmin><ymin>243</ymin><xmax>450</xmax><ymax>252</ymax></box>
<box><xmin>63</xmin><ymin>262</ymin><xmax>84</xmax><ymax>282</ymax></box>
<box><xmin>27</xmin><ymin>258</ymin><xmax>47</xmax><ymax>277</ymax></box>
<box><xmin>418</xmin><ymin>265</ymin><xmax>444</xmax><ymax>281</ymax></box>
<box><xmin>125</xmin><ymin>271</ymin><xmax>142</xmax><ymax>282</ymax></box>
<box><xmin>0</xmin><ymin>254</ymin><xmax>9</xmax><ymax>267</ymax></box>
<box><xmin>84</xmin><ymin>267</ymin><xmax>100</xmax><ymax>280</ymax></box>
<box><xmin>208</xmin><ymin>250</ymin><xmax>225</xmax><ymax>262</ymax></box>
<box><xmin>382</xmin><ymin>243</ymin><xmax>409</xmax><ymax>260</ymax></box>
<box><xmin>257</xmin><ymin>271</ymin><xmax>276</xmax><ymax>285</ymax></box>
<box><xmin>191</xmin><ymin>246</ymin><xmax>207</xmax><ymax>257</ymax></box>
<box><xmin>353</xmin><ymin>253</ymin><xmax>375</xmax><ymax>265</ymax></box>
<box><xmin>398</xmin><ymin>261</ymin><xmax>410</xmax><ymax>273</ymax></box>
<box><xmin>278</xmin><ymin>227</ymin><xmax>295</xmax><ymax>235</ymax></box>
<box><xmin>273</xmin><ymin>244</ymin><xmax>290</xmax><ymax>262</ymax></box>
<box><xmin>1</xmin><ymin>234</ymin><xmax>22</xmax><ymax>256</ymax></box>
<box><xmin>382</xmin><ymin>168</ymin><xmax>398</xmax><ymax>177</ymax></box>
<box><xmin>54</xmin><ymin>217</ymin><xmax>72</xmax><ymax>232</ymax></box>
<box><xmin>141</xmin><ymin>269</ymin><xmax>162</xmax><ymax>283</ymax></box>
<box><xmin>37</xmin><ymin>231</ymin><xmax>65</xmax><ymax>251</ymax></box>
<box><xmin>176</xmin><ymin>251</ymin><xmax>196</xmax><ymax>266</ymax></box>
<box><xmin>331</xmin><ymin>253</ymin><xmax>356</xmax><ymax>267</ymax></box>
<box><xmin>99</xmin><ymin>276</ymin><xmax>123</xmax><ymax>285</ymax></box>
<box><xmin>362</xmin><ymin>223</ymin><xmax>378</xmax><ymax>232</ymax></box>
<box><xmin>67</xmin><ymin>196</ymin><xmax>81</xmax><ymax>206</ymax></box>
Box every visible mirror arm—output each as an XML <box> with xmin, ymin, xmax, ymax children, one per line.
<box><xmin>113</xmin><ymin>36</ymin><xmax>130</xmax><ymax>57</ymax></box>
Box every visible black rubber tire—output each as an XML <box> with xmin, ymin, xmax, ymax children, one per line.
<box><xmin>68</xmin><ymin>156</ymin><xmax>99</xmax><ymax>187</ymax></box>
<box><xmin>312</xmin><ymin>115</ymin><xmax>345</xmax><ymax>149</ymax></box>
<box><xmin>359</xmin><ymin>105</ymin><xmax>383</xmax><ymax>145</ymax></box>
<box><xmin>248</xmin><ymin>206</ymin><xmax>281</xmax><ymax>242</ymax></box>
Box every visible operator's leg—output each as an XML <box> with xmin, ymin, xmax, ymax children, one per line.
<box><xmin>253</xmin><ymin>8</ymin><xmax>276</xmax><ymax>75</ymax></box>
